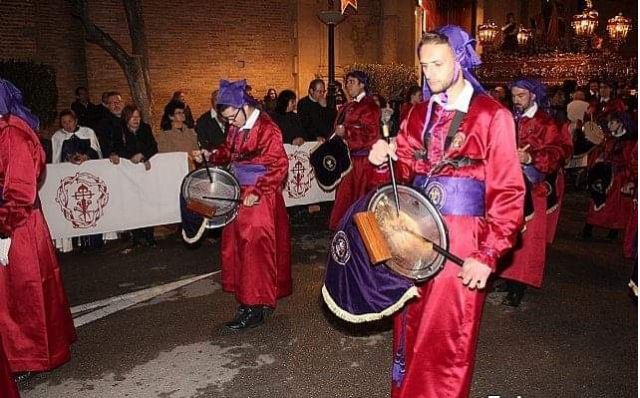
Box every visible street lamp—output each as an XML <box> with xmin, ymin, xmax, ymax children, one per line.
<box><xmin>607</xmin><ymin>13</ymin><xmax>632</xmax><ymax>50</ymax></box>
<box><xmin>572</xmin><ymin>0</ymin><xmax>599</xmax><ymax>39</ymax></box>
<box><xmin>318</xmin><ymin>10</ymin><xmax>346</xmax><ymax>110</ymax></box>
<box><xmin>516</xmin><ymin>26</ymin><xmax>532</xmax><ymax>47</ymax></box>
<box><xmin>477</xmin><ymin>21</ymin><xmax>500</xmax><ymax>50</ymax></box>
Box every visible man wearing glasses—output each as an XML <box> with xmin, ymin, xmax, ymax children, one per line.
<box><xmin>193</xmin><ymin>80</ymin><xmax>291</xmax><ymax>330</ymax></box>
<box><xmin>297</xmin><ymin>79</ymin><xmax>336</xmax><ymax>142</ymax></box>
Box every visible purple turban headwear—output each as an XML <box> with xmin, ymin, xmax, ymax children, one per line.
<box><xmin>0</xmin><ymin>78</ymin><xmax>40</xmax><ymax>130</ymax></box>
<box><xmin>511</xmin><ymin>77</ymin><xmax>549</xmax><ymax>110</ymax></box>
<box><xmin>422</xmin><ymin>25</ymin><xmax>486</xmax><ymax>100</ymax></box>
<box><xmin>216</xmin><ymin>79</ymin><xmax>249</xmax><ymax>109</ymax></box>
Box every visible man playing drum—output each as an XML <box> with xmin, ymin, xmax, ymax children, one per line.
<box><xmin>193</xmin><ymin>80</ymin><xmax>291</xmax><ymax>330</ymax></box>
<box><xmin>328</xmin><ymin>71</ymin><xmax>386</xmax><ymax>230</ymax></box>
<box><xmin>369</xmin><ymin>26</ymin><xmax>525</xmax><ymax>398</ymax></box>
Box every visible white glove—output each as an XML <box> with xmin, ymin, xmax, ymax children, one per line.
<box><xmin>0</xmin><ymin>237</ymin><xmax>11</xmax><ymax>267</ymax></box>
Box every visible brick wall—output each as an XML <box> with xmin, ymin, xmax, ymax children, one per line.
<box><xmin>1</xmin><ymin>0</ymin><xmax>421</xmax><ymax>132</ymax></box>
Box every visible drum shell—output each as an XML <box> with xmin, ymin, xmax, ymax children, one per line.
<box><xmin>366</xmin><ymin>184</ymin><xmax>449</xmax><ymax>281</ymax></box>
<box><xmin>180</xmin><ymin>166</ymin><xmax>241</xmax><ymax>229</ymax></box>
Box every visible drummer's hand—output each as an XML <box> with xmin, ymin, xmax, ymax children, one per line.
<box><xmin>316</xmin><ymin>136</ymin><xmax>326</xmax><ymax>144</ymax></box>
<box><xmin>243</xmin><ymin>193</ymin><xmax>260</xmax><ymax>207</ymax></box>
<box><xmin>109</xmin><ymin>153</ymin><xmax>120</xmax><ymax>165</ymax></box>
<box><xmin>458</xmin><ymin>258</ymin><xmax>492</xmax><ymax>290</ymax></box>
<box><xmin>334</xmin><ymin>125</ymin><xmax>346</xmax><ymax>137</ymax></box>
<box><xmin>191</xmin><ymin>149</ymin><xmax>211</xmax><ymax>163</ymax></box>
<box><xmin>368</xmin><ymin>139</ymin><xmax>397</xmax><ymax>166</ymax></box>
<box><xmin>517</xmin><ymin>148</ymin><xmax>532</xmax><ymax>164</ymax></box>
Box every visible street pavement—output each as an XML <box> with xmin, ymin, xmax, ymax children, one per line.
<box><xmin>19</xmin><ymin>193</ymin><xmax>638</xmax><ymax>398</ymax></box>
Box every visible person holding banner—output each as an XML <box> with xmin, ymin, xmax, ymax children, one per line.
<box><xmin>0</xmin><ymin>78</ymin><xmax>76</xmax><ymax>374</ymax></box>
<box><xmin>368</xmin><ymin>26</ymin><xmax>524</xmax><ymax>398</ymax></box>
<box><xmin>194</xmin><ymin>79</ymin><xmax>291</xmax><ymax>330</ymax></box>
<box><xmin>328</xmin><ymin>70</ymin><xmax>385</xmax><ymax>230</ymax></box>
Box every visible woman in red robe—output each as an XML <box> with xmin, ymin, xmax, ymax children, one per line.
<box><xmin>369</xmin><ymin>26</ymin><xmax>524</xmax><ymax>398</ymax></box>
<box><xmin>196</xmin><ymin>80</ymin><xmax>291</xmax><ymax>330</ymax></box>
<box><xmin>0</xmin><ymin>79</ymin><xmax>76</xmax><ymax>372</ymax></box>
<box><xmin>328</xmin><ymin>71</ymin><xmax>385</xmax><ymax>230</ymax></box>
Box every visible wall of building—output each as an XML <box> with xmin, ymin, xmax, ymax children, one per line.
<box><xmin>1</xmin><ymin>0</ymin><xmax>423</xmax><ymax>130</ymax></box>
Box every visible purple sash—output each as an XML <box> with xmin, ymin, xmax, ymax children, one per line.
<box><xmin>231</xmin><ymin>163</ymin><xmax>267</xmax><ymax>186</ymax></box>
<box><xmin>413</xmin><ymin>175</ymin><xmax>485</xmax><ymax>217</ymax></box>
<box><xmin>351</xmin><ymin>149</ymin><xmax>370</xmax><ymax>157</ymax></box>
<box><xmin>523</xmin><ymin>165</ymin><xmax>545</xmax><ymax>184</ymax></box>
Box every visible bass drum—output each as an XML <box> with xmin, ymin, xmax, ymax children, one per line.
<box><xmin>181</xmin><ymin>166</ymin><xmax>241</xmax><ymax>229</ymax></box>
<box><xmin>367</xmin><ymin>184</ymin><xmax>449</xmax><ymax>281</ymax></box>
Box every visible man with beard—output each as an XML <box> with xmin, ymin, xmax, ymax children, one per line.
<box><xmin>498</xmin><ymin>78</ymin><xmax>567</xmax><ymax>307</ymax></box>
<box><xmin>368</xmin><ymin>26</ymin><xmax>524</xmax><ymax>397</ymax></box>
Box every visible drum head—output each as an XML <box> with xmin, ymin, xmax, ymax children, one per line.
<box><xmin>181</xmin><ymin>167</ymin><xmax>241</xmax><ymax>229</ymax></box>
<box><xmin>367</xmin><ymin>184</ymin><xmax>448</xmax><ymax>281</ymax></box>
<box><xmin>583</xmin><ymin>121</ymin><xmax>604</xmax><ymax>145</ymax></box>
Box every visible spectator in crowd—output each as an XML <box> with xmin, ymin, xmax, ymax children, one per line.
<box><xmin>161</xmin><ymin>91</ymin><xmax>195</xmax><ymax>130</ymax></box>
<box><xmin>335</xmin><ymin>81</ymin><xmax>348</xmax><ymax>105</ymax></box>
<box><xmin>156</xmin><ymin>100</ymin><xmax>198</xmax><ymax>167</ymax></box>
<box><xmin>372</xmin><ymin>93</ymin><xmax>395</xmax><ymax>136</ymax></box>
<box><xmin>585</xmin><ymin>79</ymin><xmax>600</xmax><ymax>102</ymax></box>
<box><xmin>399</xmin><ymin>84</ymin><xmax>422</xmax><ymax>122</ymax></box>
<box><xmin>491</xmin><ymin>85</ymin><xmax>510</xmax><ymax>107</ymax></box>
<box><xmin>271</xmin><ymin>89</ymin><xmax>305</xmax><ymax>145</ymax></box>
<box><xmin>98</xmin><ymin>91</ymin><xmax>112</xmax><ymax>120</ymax></box>
<box><xmin>52</xmin><ymin>109</ymin><xmax>103</xmax><ymax>252</ymax></box>
<box><xmin>52</xmin><ymin>109</ymin><xmax>102</xmax><ymax>164</ymax></box>
<box><xmin>95</xmin><ymin>91</ymin><xmax>125</xmax><ymax>161</ymax></box>
<box><xmin>195</xmin><ymin>89</ymin><xmax>226</xmax><ymax>151</ymax></box>
<box><xmin>117</xmin><ymin>104</ymin><xmax>158</xmax><ymax>247</ymax></box>
<box><xmin>263</xmin><ymin>88</ymin><xmax>278</xmax><ymax>113</ymax></box>
<box><xmin>71</xmin><ymin>86</ymin><xmax>101</xmax><ymax>129</ymax></box>
<box><xmin>501</xmin><ymin>12</ymin><xmax>518</xmax><ymax>53</ymax></box>
<box><xmin>245</xmin><ymin>84</ymin><xmax>256</xmax><ymax>103</ymax></box>
<box><xmin>297</xmin><ymin>79</ymin><xmax>336</xmax><ymax>141</ymax></box>
<box><xmin>548</xmin><ymin>86</ymin><xmax>568</xmax><ymax>124</ymax></box>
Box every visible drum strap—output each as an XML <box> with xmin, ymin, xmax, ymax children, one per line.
<box><xmin>416</xmin><ymin>110</ymin><xmax>466</xmax><ymax>161</ymax></box>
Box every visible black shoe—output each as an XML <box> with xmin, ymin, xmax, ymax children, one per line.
<box><xmin>605</xmin><ymin>229</ymin><xmax>619</xmax><ymax>242</ymax></box>
<box><xmin>225</xmin><ymin>305</ymin><xmax>248</xmax><ymax>328</ymax></box>
<box><xmin>225</xmin><ymin>306</ymin><xmax>265</xmax><ymax>330</ymax></box>
<box><xmin>13</xmin><ymin>371</ymin><xmax>34</xmax><ymax>384</ymax></box>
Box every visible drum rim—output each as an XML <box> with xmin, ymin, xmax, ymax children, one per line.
<box><xmin>367</xmin><ymin>183</ymin><xmax>450</xmax><ymax>282</ymax></box>
<box><xmin>181</xmin><ymin>166</ymin><xmax>241</xmax><ymax>229</ymax></box>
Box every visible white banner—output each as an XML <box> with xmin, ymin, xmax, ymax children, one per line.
<box><xmin>39</xmin><ymin>153</ymin><xmax>189</xmax><ymax>239</ymax></box>
<box><xmin>283</xmin><ymin>142</ymin><xmax>335</xmax><ymax>207</ymax></box>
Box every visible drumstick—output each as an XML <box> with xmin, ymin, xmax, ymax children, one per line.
<box><xmin>382</xmin><ymin>124</ymin><xmax>401</xmax><ymax>217</ymax></box>
<box><xmin>202</xmin><ymin>196</ymin><xmax>242</xmax><ymax>203</ymax></box>
<box><xmin>402</xmin><ymin>228</ymin><xmax>465</xmax><ymax>266</ymax></box>
<box><xmin>197</xmin><ymin>141</ymin><xmax>214</xmax><ymax>184</ymax></box>
<box><xmin>519</xmin><ymin>144</ymin><xmax>531</xmax><ymax>152</ymax></box>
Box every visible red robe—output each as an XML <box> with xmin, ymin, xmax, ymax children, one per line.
<box><xmin>393</xmin><ymin>93</ymin><xmax>525</xmax><ymax>398</ymax></box>
<box><xmin>0</xmin><ymin>337</ymin><xmax>19</xmax><ymax>398</ymax></box>
<box><xmin>209</xmin><ymin>112</ymin><xmax>291</xmax><ymax>307</ymax></box>
<box><xmin>499</xmin><ymin>109</ymin><xmax>565</xmax><ymax>288</ymax></box>
<box><xmin>586</xmin><ymin>136</ymin><xmax>636</xmax><ymax>230</ymax></box>
<box><xmin>328</xmin><ymin>95</ymin><xmax>384</xmax><ymax>230</ymax></box>
<box><xmin>546</xmin><ymin>121</ymin><xmax>573</xmax><ymax>243</ymax></box>
<box><xmin>623</xmin><ymin>143</ymin><xmax>638</xmax><ymax>259</ymax></box>
<box><xmin>0</xmin><ymin>115</ymin><xmax>76</xmax><ymax>372</ymax></box>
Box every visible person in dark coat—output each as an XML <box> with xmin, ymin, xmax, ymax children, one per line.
<box><xmin>271</xmin><ymin>90</ymin><xmax>305</xmax><ymax>145</ymax></box>
<box><xmin>297</xmin><ymin>79</ymin><xmax>336</xmax><ymax>141</ymax></box>
<box><xmin>195</xmin><ymin>90</ymin><xmax>226</xmax><ymax>151</ymax></box>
